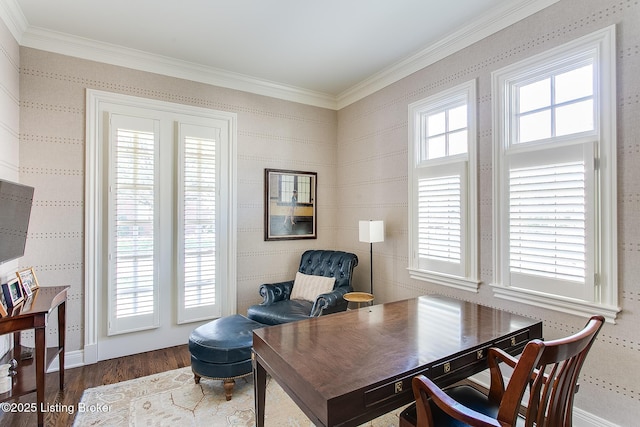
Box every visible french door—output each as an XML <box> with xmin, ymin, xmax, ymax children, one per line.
<box><xmin>85</xmin><ymin>91</ymin><xmax>237</xmax><ymax>362</ymax></box>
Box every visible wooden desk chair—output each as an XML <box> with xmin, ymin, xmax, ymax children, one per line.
<box><xmin>399</xmin><ymin>315</ymin><xmax>604</xmax><ymax>427</ymax></box>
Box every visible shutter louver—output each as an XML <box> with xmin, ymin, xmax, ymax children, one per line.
<box><xmin>418</xmin><ymin>175</ymin><xmax>462</xmax><ymax>264</ymax></box>
<box><xmin>183</xmin><ymin>136</ymin><xmax>216</xmax><ymax>309</ymax></box>
<box><xmin>114</xmin><ymin>128</ymin><xmax>155</xmax><ymax>318</ymax></box>
<box><xmin>509</xmin><ymin>161</ymin><xmax>586</xmax><ymax>283</ymax></box>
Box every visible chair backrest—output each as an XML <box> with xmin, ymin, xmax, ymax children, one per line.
<box><xmin>494</xmin><ymin>315</ymin><xmax>604</xmax><ymax>427</ymax></box>
<box><xmin>297</xmin><ymin>250</ymin><xmax>358</xmax><ymax>290</ymax></box>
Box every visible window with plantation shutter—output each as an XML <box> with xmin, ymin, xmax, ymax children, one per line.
<box><xmin>108</xmin><ymin>114</ymin><xmax>160</xmax><ymax>334</ymax></box>
<box><xmin>418</xmin><ymin>175</ymin><xmax>462</xmax><ymax>264</ymax></box>
<box><xmin>510</xmin><ymin>161</ymin><xmax>586</xmax><ymax>282</ymax></box>
<box><xmin>416</xmin><ymin>163</ymin><xmax>467</xmax><ymax>277</ymax></box>
<box><xmin>492</xmin><ymin>26</ymin><xmax>619</xmax><ymax>321</ymax></box>
<box><xmin>500</xmin><ymin>144</ymin><xmax>594</xmax><ymax>304</ymax></box>
<box><xmin>505</xmin><ymin>145</ymin><xmax>594</xmax><ymax>301</ymax></box>
<box><xmin>177</xmin><ymin>124</ymin><xmax>219</xmax><ymax>323</ymax></box>
<box><xmin>408</xmin><ymin>80</ymin><xmax>479</xmax><ymax>291</ymax></box>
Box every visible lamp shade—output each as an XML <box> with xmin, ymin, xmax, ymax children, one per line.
<box><xmin>359</xmin><ymin>220</ymin><xmax>384</xmax><ymax>243</ymax></box>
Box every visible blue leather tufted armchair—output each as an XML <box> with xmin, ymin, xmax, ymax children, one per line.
<box><xmin>247</xmin><ymin>250</ymin><xmax>358</xmax><ymax>325</ymax></box>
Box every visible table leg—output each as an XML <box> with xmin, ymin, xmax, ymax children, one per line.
<box><xmin>12</xmin><ymin>331</ymin><xmax>20</xmax><ymax>361</ymax></box>
<box><xmin>35</xmin><ymin>325</ymin><xmax>45</xmax><ymax>427</ymax></box>
<box><xmin>253</xmin><ymin>355</ymin><xmax>267</xmax><ymax>427</ymax></box>
<box><xmin>58</xmin><ymin>301</ymin><xmax>66</xmax><ymax>389</ymax></box>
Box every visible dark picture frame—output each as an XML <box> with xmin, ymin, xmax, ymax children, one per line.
<box><xmin>264</xmin><ymin>169</ymin><xmax>317</xmax><ymax>241</ymax></box>
<box><xmin>2</xmin><ymin>277</ymin><xmax>24</xmax><ymax>308</ymax></box>
<box><xmin>0</xmin><ymin>288</ymin><xmax>7</xmax><ymax>317</ymax></box>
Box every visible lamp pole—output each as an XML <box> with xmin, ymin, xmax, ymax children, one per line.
<box><xmin>369</xmin><ymin>242</ymin><xmax>374</xmax><ymax>295</ymax></box>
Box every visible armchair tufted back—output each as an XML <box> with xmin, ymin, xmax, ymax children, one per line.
<box><xmin>298</xmin><ymin>250</ymin><xmax>358</xmax><ymax>290</ymax></box>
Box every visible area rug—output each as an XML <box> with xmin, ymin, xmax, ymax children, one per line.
<box><xmin>72</xmin><ymin>366</ymin><xmax>404</xmax><ymax>426</ymax></box>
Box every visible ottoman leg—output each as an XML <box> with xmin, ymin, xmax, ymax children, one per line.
<box><xmin>223</xmin><ymin>379</ymin><xmax>235</xmax><ymax>401</ymax></box>
<box><xmin>194</xmin><ymin>373</ymin><xmax>201</xmax><ymax>384</ymax></box>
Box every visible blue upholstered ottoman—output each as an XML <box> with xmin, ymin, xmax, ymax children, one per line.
<box><xmin>188</xmin><ymin>314</ymin><xmax>265</xmax><ymax>400</ymax></box>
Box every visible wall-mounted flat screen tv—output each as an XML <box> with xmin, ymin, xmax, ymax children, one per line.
<box><xmin>0</xmin><ymin>179</ymin><xmax>34</xmax><ymax>264</ymax></box>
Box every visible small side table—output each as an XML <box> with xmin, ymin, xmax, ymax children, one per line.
<box><xmin>343</xmin><ymin>292</ymin><xmax>374</xmax><ymax>310</ymax></box>
<box><xmin>0</xmin><ymin>286</ymin><xmax>68</xmax><ymax>427</ymax></box>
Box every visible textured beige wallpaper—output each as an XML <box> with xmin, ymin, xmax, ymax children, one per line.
<box><xmin>0</xmin><ymin>14</ymin><xmax>20</xmax><ymax>359</ymax></box>
<box><xmin>336</xmin><ymin>0</ymin><xmax>640</xmax><ymax>425</ymax></box>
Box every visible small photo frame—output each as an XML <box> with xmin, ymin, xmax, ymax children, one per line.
<box><xmin>17</xmin><ymin>267</ymin><xmax>39</xmax><ymax>294</ymax></box>
<box><xmin>21</xmin><ymin>279</ymin><xmax>33</xmax><ymax>299</ymax></box>
<box><xmin>2</xmin><ymin>277</ymin><xmax>24</xmax><ymax>308</ymax></box>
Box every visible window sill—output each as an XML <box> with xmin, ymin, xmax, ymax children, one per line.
<box><xmin>490</xmin><ymin>284</ymin><xmax>620</xmax><ymax>324</ymax></box>
<box><xmin>408</xmin><ymin>268</ymin><xmax>480</xmax><ymax>292</ymax></box>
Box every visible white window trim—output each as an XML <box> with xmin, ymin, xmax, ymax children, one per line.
<box><xmin>84</xmin><ymin>89</ymin><xmax>237</xmax><ymax>363</ymax></box>
<box><xmin>408</xmin><ymin>79</ymin><xmax>480</xmax><ymax>292</ymax></box>
<box><xmin>491</xmin><ymin>25</ymin><xmax>620</xmax><ymax>323</ymax></box>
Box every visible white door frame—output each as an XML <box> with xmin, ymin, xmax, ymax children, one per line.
<box><xmin>84</xmin><ymin>89</ymin><xmax>237</xmax><ymax>364</ymax></box>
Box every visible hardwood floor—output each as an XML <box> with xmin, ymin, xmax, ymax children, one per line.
<box><xmin>0</xmin><ymin>344</ymin><xmax>191</xmax><ymax>427</ymax></box>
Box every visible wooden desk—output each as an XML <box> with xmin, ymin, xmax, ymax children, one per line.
<box><xmin>253</xmin><ymin>295</ymin><xmax>542</xmax><ymax>427</ymax></box>
<box><xmin>0</xmin><ymin>286</ymin><xmax>68</xmax><ymax>427</ymax></box>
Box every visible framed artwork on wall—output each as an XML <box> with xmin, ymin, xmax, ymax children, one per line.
<box><xmin>264</xmin><ymin>169</ymin><xmax>317</xmax><ymax>241</ymax></box>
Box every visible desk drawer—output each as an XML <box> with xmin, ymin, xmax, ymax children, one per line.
<box><xmin>364</xmin><ymin>370</ymin><xmax>424</xmax><ymax>407</ymax></box>
<box><xmin>430</xmin><ymin>346</ymin><xmax>490</xmax><ymax>382</ymax></box>
<box><xmin>494</xmin><ymin>329</ymin><xmax>535</xmax><ymax>353</ymax></box>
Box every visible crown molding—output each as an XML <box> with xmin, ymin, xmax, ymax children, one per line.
<box><xmin>336</xmin><ymin>0</ymin><xmax>560</xmax><ymax>109</ymax></box>
<box><xmin>2</xmin><ymin>0</ymin><xmax>558</xmax><ymax>111</ymax></box>
<box><xmin>0</xmin><ymin>0</ymin><xmax>27</xmax><ymax>42</ymax></box>
<box><xmin>19</xmin><ymin>26</ymin><xmax>339</xmax><ymax>110</ymax></box>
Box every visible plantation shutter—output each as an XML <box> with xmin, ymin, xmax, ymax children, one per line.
<box><xmin>108</xmin><ymin>114</ymin><xmax>160</xmax><ymax>335</ymax></box>
<box><xmin>416</xmin><ymin>161</ymin><xmax>466</xmax><ymax>276</ymax></box>
<box><xmin>506</xmin><ymin>143</ymin><xmax>594</xmax><ymax>300</ymax></box>
<box><xmin>177</xmin><ymin>123</ymin><xmax>220</xmax><ymax>323</ymax></box>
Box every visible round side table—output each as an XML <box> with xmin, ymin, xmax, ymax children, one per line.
<box><xmin>343</xmin><ymin>292</ymin><xmax>374</xmax><ymax>310</ymax></box>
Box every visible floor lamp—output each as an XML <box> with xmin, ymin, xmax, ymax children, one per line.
<box><xmin>359</xmin><ymin>220</ymin><xmax>384</xmax><ymax>295</ymax></box>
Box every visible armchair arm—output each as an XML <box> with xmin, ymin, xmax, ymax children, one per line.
<box><xmin>310</xmin><ymin>286</ymin><xmax>350</xmax><ymax>317</ymax></box>
<box><xmin>486</xmin><ymin>347</ymin><xmax>519</xmax><ymax>403</ymax></box>
<box><xmin>487</xmin><ymin>347</ymin><xmax>519</xmax><ymax>369</ymax></box>
<box><xmin>258</xmin><ymin>280</ymin><xmax>294</xmax><ymax>305</ymax></box>
<box><xmin>412</xmin><ymin>375</ymin><xmax>500</xmax><ymax>427</ymax></box>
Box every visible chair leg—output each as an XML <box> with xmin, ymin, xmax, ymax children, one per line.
<box><xmin>193</xmin><ymin>373</ymin><xmax>201</xmax><ymax>384</ymax></box>
<box><xmin>223</xmin><ymin>378</ymin><xmax>235</xmax><ymax>401</ymax></box>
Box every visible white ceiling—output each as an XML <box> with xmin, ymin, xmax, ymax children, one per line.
<box><xmin>5</xmin><ymin>0</ymin><xmax>557</xmax><ymax>108</ymax></box>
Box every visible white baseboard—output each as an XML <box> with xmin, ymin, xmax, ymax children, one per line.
<box><xmin>45</xmin><ymin>349</ymin><xmax>86</xmax><ymax>373</ymax></box>
<box><xmin>572</xmin><ymin>408</ymin><xmax>620</xmax><ymax>427</ymax></box>
<box><xmin>82</xmin><ymin>343</ymin><xmax>98</xmax><ymax>365</ymax></box>
<box><xmin>469</xmin><ymin>371</ymin><xmax>618</xmax><ymax>427</ymax></box>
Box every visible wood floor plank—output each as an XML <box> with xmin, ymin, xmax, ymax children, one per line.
<box><xmin>0</xmin><ymin>344</ymin><xmax>191</xmax><ymax>426</ymax></box>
